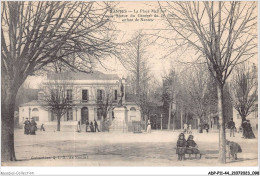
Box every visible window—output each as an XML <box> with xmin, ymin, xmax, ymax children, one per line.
<box><xmin>97</xmin><ymin>89</ymin><xmax>103</xmax><ymax>101</ymax></box>
<box><xmin>130</xmin><ymin>107</ymin><xmax>136</xmax><ymax>111</ymax></box>
<box><xmin>51</xmin><ymin>112</ymin><xmax>57</xmax><ymax>121</ymax></box>
<box><xmin>67</xmin><ymin>89</ymin><xmax>72</xmax><ymax>101</ymax></box>
<box><xmin>32</xmin><ymin>108</ymin><xmax>39</xmax><ymax>112</ymax></box>
<box><xmin>114</xmin><ymin>90</ymin><xmax>118</xmax><ymax>101</ymax></box>
<box><xmin>66</xmin><ymin>108</ymin><xmax>73</xmax><ymax>121</ymax></box>
<box><xmin>97</xmin><ymin>108</ymin><xmax>103</xmax><ymax>120</ymax></box>
<box><xmin>130</xmin><ymin>107</ymin><xmax>137</xmax><ymax>121</ymax></box>
<box><xmin>82</xmin><ymin>90</ymin><xmax>89</xmax><ymax>101</ymax></box>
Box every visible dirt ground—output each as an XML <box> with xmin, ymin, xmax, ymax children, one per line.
<box><xmin>2</xmin><ymin>129</ymin><xmax>258</xmax><ymax>166</ymax></box>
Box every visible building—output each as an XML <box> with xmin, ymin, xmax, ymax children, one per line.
<box><xmin>19</xmin><ymin>71</ymin><xmax>141</xmax><ymax>131</ymax></box>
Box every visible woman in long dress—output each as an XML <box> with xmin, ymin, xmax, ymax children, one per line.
<box><xmin>77</xmin><ymin>121</ymin><xmax>81</xmax><ymax>132</ymax></box>
<box><xmin>147</xmin><ymin>120</ymin><xmax>151</xmax><ymax>133</ymax></box>
<box><xmin>30</xmin><ymin>119</ymin><xmax>37</xmax><ymax>135</ymax></box>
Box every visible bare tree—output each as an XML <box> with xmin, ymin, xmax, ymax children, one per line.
<box><xmin>162</xmin><ymin>68</ymin><xmax>179</xmax><ymax>130</ymax></box>
<box><xmin>230</xmin><ymin>63</ymin><xmax>257</xmax><ymax>128</ymax></box>
<box><xmin>95</xmin><ymin>86</ymin><xmax>115</xmax><ymax>121</ymax></box>
<box><xmin>183</xmin><ymin>65</ymin><xmax>212</xmax><ymax>126</ymax></box>
<box><xmin>119</xmin><ymin>32</ymin><xmax>151</xmax><ymax>125</ymax></box>
<box><xmin>159</xmin><ymin>1</ymin><xmax>257</xmax><ymax>163</ymax></box>
<box><xmin>42</xmin><ymin>73</ymin><xmax>73</xmax><ymax>131</ymax></box>
<box><xmin>1</xmin><ymin>1</ymin><xmax>115</xmax><ymax>161</ymax></box>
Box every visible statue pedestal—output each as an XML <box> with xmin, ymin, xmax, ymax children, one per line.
<box><xmin>113</xmin><ymin>106</ymin><xmax>127</xmax><ymax>122</ymax></box>
<box><xmin>109</xmin><ymin>106</ymin><xmax>128</xmax><ymax>132</ymax></box>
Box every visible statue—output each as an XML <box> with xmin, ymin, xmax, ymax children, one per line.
<box><xmin>118</xmin><ymin>80</ymin><xmax>124</xmax><ymax>107</ymax></box>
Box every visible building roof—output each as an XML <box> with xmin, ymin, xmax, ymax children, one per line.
<box><xmin>47</xmin><ymin>71</ymin><xmax>119</xmax><ymax>81</ymax></box>
<box><xmin>19</xmin><ymin>100</ymin><xmax>41</xmax><ymax>107</ymax></box>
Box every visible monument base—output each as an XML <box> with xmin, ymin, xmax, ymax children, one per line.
<box><xmin>109</xmin><ymin>106</ymin><xmax>128</xmax><ymax>132</ymax></box>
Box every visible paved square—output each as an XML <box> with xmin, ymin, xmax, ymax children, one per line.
<box><xmin>2</xmin><ymin>129</ymin><xmax>258</xmax><ymax>166</ymax></box>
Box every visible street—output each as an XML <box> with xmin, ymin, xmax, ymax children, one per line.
<box><xmin>2</xmin><ymin>129</ymin><xmax>258</xmax><ymax>166</ymax></box>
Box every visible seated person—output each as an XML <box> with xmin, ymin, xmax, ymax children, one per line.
<box><xmin>186</xmin><ymin>135</ymin><xmax>201</xmax><ymax>159</ymax></box>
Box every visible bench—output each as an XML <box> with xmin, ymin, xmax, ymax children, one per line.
<box><xmin>184</xmin><ymin>148</ymin><xmax>201</xmax><ymax>159</ymax></box>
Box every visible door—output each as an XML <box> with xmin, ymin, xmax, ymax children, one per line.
<box><xmin>81</xmin><ymin>107</ymin><xmax>89</xmax><ymax>124</ymax></box>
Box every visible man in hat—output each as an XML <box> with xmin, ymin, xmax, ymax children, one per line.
<box><xmin>24</xmin><ymin>118</ymin><xmax>30</xmax><ymax>135</ymax></box>
<box><xmin>94</xmin><ymin>120</ymin><xmax>100</xmax><ymax>132</ymax></box>
<box><xmin>227</xmin><ymin>118</ymin><xmax>235</xmax><ymax>137</ymax></box>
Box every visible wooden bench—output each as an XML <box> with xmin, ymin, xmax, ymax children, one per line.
<box><xmin>184</xmin><ymin>148</ymin><xmax>202</xmax><ymax>159</ymax></box>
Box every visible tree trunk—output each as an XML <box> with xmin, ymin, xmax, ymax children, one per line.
<box><xmin>1</xmin><ymin>79</ymin><xmax>20</xmax><ymax>161</ymax></box>
<box><xmin>217</xmin><ymin>84</ymin><xmax>226</xmax><ymax>164</ymax></box>
<box><xmin>241</xmin><ymin>114</ymin><xmax>247</xmax><ymax>124</ymax></box>
<box><xmin>57</xmin><ymin>115</ymin><xmax>61</xmax><ymax>131</ymax></box>
<box><xmin>168</xmin><ymin>102</ymin><xmax>171</xmax><ymax>130</ymax></box>
<box><xmin>180</xmin><ymin>109</ymin><xmax>183</xmax><ymax>130</ymax></box>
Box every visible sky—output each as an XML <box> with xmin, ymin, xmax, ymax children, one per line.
<box><xmin>25</xmin><ymin>1</ymin><xmax>258</xmax><ymax>89</ymax></box>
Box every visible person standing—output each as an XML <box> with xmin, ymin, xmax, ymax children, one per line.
<box><xmin>246</xmin><ymin>120</ymin><xmax>255</xmax><ymax>139</ymax></box>
<box><xmin>30</xmin><ymin>118</ymin><xmax>37</xmax><ymax>135</ymax></box>
<box><xmin>176</xmin><ymin>133</ymin><xmax>186</xmax><ymax>161</ymax></box>
<box><xmin>40</xmin><ymin>124</ymin><xmax>45</xmax><ymax>131</ymax></box>
<box><xmin>183</xmin><ymin>123</ymin><xmax>188</xmax><ymax>134</ymax></box>
<box><xmin>205</xmin><ymin>123</ymin><xmax>209</xmax><ymax>133</ymax></box>
<box><xmin>147</xmin><ymin>120</ymin><xmax>151</xmax><ymax>133</ymax></box>
<box><xmin>24</xmin><ymin>118</ymin><xmax>30</xmax><ymax>135</ymax></box>
<box><xmin>94</xmin><ymin>120</ymin><xmax>100</xmax><ymax>132</ymax></box>
<box><xmin>188</xmin><ymin>124</ymin><xmax>192</xmax><ymax>134</ymax></box>
<box><xmin>90</xmin><ymin>121</ymin><xmax>94</xmax><ymax>132</ymax></box>
<box><xmin>227</xmin><ymin>118</ymin><xmax>235</xmax><ymax>137</ymax></box>
<box><xmin>241</xmin><ymin>121</ymin><xmax>248</xmax><ymax>138</ymax></box>
<box><xmin>85</xmin><ymin>119</ymin><xmax>89</xmax><ymax>132</ymax></box>
<box><xmin>77</xmin><ymin>121</ymin><xmax>81</xmax><ymax>132</ymax></box>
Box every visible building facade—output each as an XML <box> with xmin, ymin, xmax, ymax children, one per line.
<box><xmin>19</xmin><ymin>72</ymin><xmax>141</xmax><ymax>131</ymax></box>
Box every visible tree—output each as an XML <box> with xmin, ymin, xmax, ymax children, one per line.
<box><xmin>183</xmin><ymin>65</ymin><xmax>212</xmax><ymax>126</ymax></box>
<box><xmin>41</xmin><ymin>73</ymin><xmax>73</xmax><ymax>131</ymax></box>
<box><xmin>162</xmin><ymin>68</ymin><xmax>178</xmax><ymax>130</ymax></box>
<box><xmin>159</xmin><ymin>1</ymin><xmax>257</xmax><ymax>163</ymax></box>
<box><xmin>230</xmin><ymin>63</ymin><xmax>257</xmax><ymax>130</ymax></box>
<box><xmin>1</xmin><ymin>1</ymin><xmax>115</xmax><ymax>161</ymax></box>
<box><xmin>118</xmin><ymin>32</ymin><xmax>151</xmax><ymax>125</ymax></box>
<box><xmin>95</xmin><ymin>86</ymin><xmax>115</xmax><ymax>121</ymax></box>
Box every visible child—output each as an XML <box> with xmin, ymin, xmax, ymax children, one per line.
<box><xmin>226</xmin><ymin>140</ymin><xmax>242</xmax><ymax>160</ymax></box>
<box><xmin>186</xmin><ymin>135</ymin><xmax>201</xmax><ymax>159</ymax></box>
<box><xmin>176</xmin><ymin>133</ymin><xmax>186</xmax><ymax>161</ymax></box>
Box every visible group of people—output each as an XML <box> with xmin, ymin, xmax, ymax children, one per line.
<box><xmin>84</xmin><ymin>119</ymin><xmax>100</xmax><ymax>132</ymax></box>
<box><xmin>176</xmin><ymin>133</ymin><xmax>201</xmax><ymax>160</ymax></box>
<box><xmin>183</xmin><ymin>123</ymin><xmax>192</xmax><ymax>134</ymax></box>
<box><xmin>24</xmin><ymin>118</ymin><xmax>38</xmax><ymax>135</ymax></box>
<box><xmin>227</xmin><ymin>118</ymin><xmax>255</xmax><ymax>139</ymax></box>
<box><xmin>241</xmin><ymin>120</ymin><xmax>255</xmax><ymax>139</ymax></box>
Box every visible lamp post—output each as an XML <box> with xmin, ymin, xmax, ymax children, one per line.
<box><xmin>161</xmin><ymin>114</ymin><xmax>163</xmax><ymax>131</ymax></box>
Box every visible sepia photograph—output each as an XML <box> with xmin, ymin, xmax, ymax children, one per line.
<box><xmin>1</xmin><ymin>0</ymin><xmax>259</xmax><ymax>175</ymax></box>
